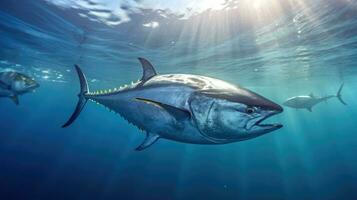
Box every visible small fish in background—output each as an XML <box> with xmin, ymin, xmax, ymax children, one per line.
<box><xmin>283</xmin><ymin>83</ymin><xmax>346</xmax><ymax>112</ymax></box>
<box><xmin>0</xmin><ymin>71</ymin><xmax>40</xmax><ymax>105</ymax></box>
<box><xmin>62</xmin><ymin>58</ymin><xmax>283</xmax><ymax>151</ymax></box>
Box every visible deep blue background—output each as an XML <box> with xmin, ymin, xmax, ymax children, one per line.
<box><xmin>1</xmin><ymin>0</ymin><xmax>357</xmax><ymax>199</ymax></box>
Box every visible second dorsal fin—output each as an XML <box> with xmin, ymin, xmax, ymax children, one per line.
<box><xmin>138</xmin><ymin>57</ymin><xmax>157</xmax><ymax>82</ymax></box>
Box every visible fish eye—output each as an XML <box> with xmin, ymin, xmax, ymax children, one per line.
<box><xmin>245</xmin><ymin>107</ymin><xmax>255</xmax><ymax>114</ymax></box>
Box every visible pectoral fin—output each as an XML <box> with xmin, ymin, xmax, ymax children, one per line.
<box><xmin>307</xmin><ymin>107</ymin><xmax>312</xmax><ymax>112</ymax></box>
<box><xmin>134</xmin><ymin>98</ymin><xmax>191</xmax><ymax>121</ymax></box>
<box><xmin>0</xmin><ymin>80</ymin><xmax>10</xmax><ymax>90</ymax></box>
<box><xmin>135</xmin><ymin>132</ymin><xmax>160</xmax><ymax>151</ymax></box>
<box><xmin>10</xmin><ymin>95</ymin><xmax>19</xmax><ymax>105</ymax></box>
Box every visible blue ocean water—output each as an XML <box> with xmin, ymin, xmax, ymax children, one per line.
<box><xmin>0</xmin><ymin>0</ymin><xmax>357</xmax><ymax>199</ymax></box>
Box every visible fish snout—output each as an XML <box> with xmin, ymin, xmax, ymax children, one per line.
<box><xmin>273</xmin><ymin>103</ymin><xmax>284</xmax><ymax>113</ymax></box>
<box><xmin>260</xmin><ymin>99</ymin><xmax>283</xmax><ymax>113</ymax></box>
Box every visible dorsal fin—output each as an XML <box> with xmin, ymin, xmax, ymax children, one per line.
<box><xmin>138</xmin><ymin>57</ymin><xmax>157</xmax><ymax>82</ymax></box>
<box><xmin>309</xmin><ymin>93</ymin><xmax>315</xmax><ymax>98</ymax></box>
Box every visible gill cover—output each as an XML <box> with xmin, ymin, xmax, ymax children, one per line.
<box><xmin>189</xmin><ymin>92</ymin><xmax>228</xmax><ymax>143</ymax></box>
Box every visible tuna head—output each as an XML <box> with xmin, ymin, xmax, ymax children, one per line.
<box><xmin>189</xmin><ymin>88</ymin><xmax>283</xmax><ymax>142</ymax></box>
<box><xmin>12</xmin><ymin>73</ymin><xmax>39</xmax><ymax>94</ymax></box>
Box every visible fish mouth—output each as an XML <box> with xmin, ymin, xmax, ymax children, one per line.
<box><xmin>253</xmin><ymin>110</ymin><xmax>283</xmax><ymax>130</ymax></box>
<box><xmin>256</xmin><ymin>123</ymin><xmax>283</xmax><ymax>129</ymax></box>
<box><xmin>28</xmin><ymin>83</ymin><xmax>40</xmax><ymax>90</ymax></box>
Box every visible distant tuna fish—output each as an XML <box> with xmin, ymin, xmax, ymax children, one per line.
<box><xmin>62</xmin><ymin>58</ymin><xmax>283</xmax><ymax>151</ymax></box>
<box><xmin>283</xmin><ymin>83</ymin><xmax>346</xmax><ymax>112</ymax></box>
<box><xmin>0</xmin><ymin>71</ymin><xmax>39</xmax><ymax>105</ymax></box>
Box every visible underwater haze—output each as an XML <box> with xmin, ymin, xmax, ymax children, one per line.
<box><xmin>1</xmin><ymin>0</ymin><xmax>357</xmax><ymax>199</ymax></box>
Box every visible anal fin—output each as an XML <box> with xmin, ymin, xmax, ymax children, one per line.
<box><xmin>135</xmin><ymin>132</ymin><xmax>160</xmax><ymax>151</ymax></box>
